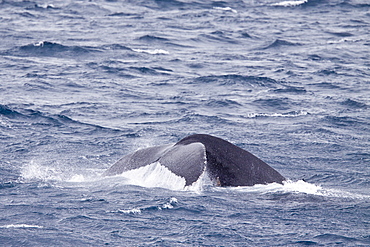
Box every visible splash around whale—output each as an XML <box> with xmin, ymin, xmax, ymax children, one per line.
<box><xmin>103</xmin><ymin>134</ymin><xmax>285</xmax><ymax>187</ymax></box>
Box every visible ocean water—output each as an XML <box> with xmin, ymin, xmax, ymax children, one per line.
<box><xmin>1</xmin><ymin>0</ymin><xmax>370</xmax><ymax>246</ymax></box>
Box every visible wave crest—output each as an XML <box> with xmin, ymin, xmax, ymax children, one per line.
<box><xmin>4</xmin><ymin>41</ymin><xmax>101</xmax><ymax>58</ymax></box>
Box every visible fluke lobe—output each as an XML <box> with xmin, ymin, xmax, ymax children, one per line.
<box><xmin>104</xmin><ymin>134</ymin><xmax>285</xmax><ymax>187</ymax></box>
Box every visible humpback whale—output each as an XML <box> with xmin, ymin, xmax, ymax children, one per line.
<box><xmin>104</xmin><ymin>134</ymin><xmax>285</xmax><ymax>187</ymax></box>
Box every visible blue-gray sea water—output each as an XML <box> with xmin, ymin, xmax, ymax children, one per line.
<box><xmin>1</xmin><ymin>0</ymin><xmax>370</xmax><ymax>246</ymax></box>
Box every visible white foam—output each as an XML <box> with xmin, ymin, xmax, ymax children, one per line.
<box><xmin>38</xmin><ymin>4</ymin><xmax>55</xmax><ymax>9</ymax></box>
<box><xmin>213</xmin><ymin>7</ymin><xmax>238</xmax><ymax>13</ymax></box>
<box><xmin>246</xmin><ymin>110</ymin><xmax>309</xmax><ymax>118</ymax></box>
<box><xmin>159</xmin><ymin>197</ymin><xmax>178</xmax><ymax>210</ymax></box>
<box><xmin>231</xmin><ymin>180</ymin><xmax>370</xmax><ymax>199</ymax></box>
<box><xmin>34</xmin><ymin>41</ymin><xmax>45</xmax><ymax>47</ymax></box>
<box><xmin>169</xmin><ymin>197</ymin><xmax>178</xmax><ymax>203</ymax></box>
<box><xmin>0</xmin><ymin>224</ymin><xmax>44</xmax><ymax>229</ymax></box>
<box><xmin>117</xmin><ymin>162</ymin><xmax>186</xmax><ymax>191</ymax></box>
<box><xmin>281</xmin><ymin>180</ymin><xmax>370</xmax><ymax>199</ymax></box>
<box><xmin>282</xmin><ymin>180</ymin><xmax>322</xmax><ymax>194</ymax></box>
<box><xmin>117</xmin><ymin>197</ymin><xmax>178</xmax><ymax>214</ymax></box>
<box><xmin>118</xmin><ymin>208</ymin><xmax>142</xmax><ymax>214</ymax></box>
<box><xmin>327</xmin><ymin>38</ymin><xmax>360</xmax><ymax>44</ymax></box>
<box><xmin>271</xmin><ymin>0</ymin><xmax>307</xmax><ymax>7</ymax></box>
<box><xmin>132</xmin><ymin>49</ymin><xmax>169</xmax><ymax>55</ymax></box>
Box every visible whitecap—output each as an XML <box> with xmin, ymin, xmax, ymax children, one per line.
<box><xmin>116</xmin><ymin>197</ymin><xmax>178</xmax><ymax>214</ymax></box>
<box><xmin>271</xmin><ymin>0</ymin><xmax>308</xmax><ymax>7</ymax></box>
<box><xmin>246</xmin><ymin>110</ymin><xmax>309</xmax><ymax>118</ymax></box>
<box><xmin>117</xmin><ymin>208</ymin><xmax>142</xmax><ymax>214</ymax></box>
<box><xmin>132</xmin><ymin>49</ymin><xmax>169</xmax><ymax>55</ymax></box>
<box><xmin>213</xmin><ymin>7</ymin><xmax>238</xmax><ymax>13</ymax></box>
<box><xmin>160</xmin><ymin>197</ymin><xmax>178</xmax><ymax>210</ymax></box>
<box><xmin>34</xmin><ymin>41</ymin><xmax>45</xmax><ymax>47</ymax></box>
<box><xmin>0</xmin><ymin>224</ymin><xmax>44</xmax><ymax>229</ymax></box>
<box><xmin>327</xmin><ymin>38</ymin><xmax>360</xmax><ymax>44</ymax></box>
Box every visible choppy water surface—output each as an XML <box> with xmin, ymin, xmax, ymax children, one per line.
<box><xmin>1</xmin><ymin>0</ymin><xmax>369</xmax><ymax>246</ymax></box>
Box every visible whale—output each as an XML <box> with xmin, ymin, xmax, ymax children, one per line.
<box><xmin>103</xmin><ymin>134</ymin><xmax>285</xmax><ymax>187</ymax></box>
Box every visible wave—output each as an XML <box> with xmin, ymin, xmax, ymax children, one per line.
<box><xmin>273</xmin><ymin>85</ymin><xmax>307</xmax><ymax>94</ymax></box>
<box><xmin>253</xmin><ymin>97</ymin><xmax>291</xmax><ymax>111</ymax></box>
<box><xmin>204</xmin><ymin>99</ymin><xmax>243</xmax><ymax>108</ymax></box>
<box><xmin>125</xmin><ymin>111</ymin><xmax>231</xmax><ymax>126</ymax></box>
<box><xmin>0</xmin><ymin>105</ymin><xmax>23</xmax><ymax>118</ymax></box>
<box><xmin>137</xmin><ymin>35</ymin><xmax>170</xmax><ymax>43</ymax></box>
<box><xmin>135</xmin><ymin>35</ymin><xmax>187</xmax><ymax>48</ymax></box>
<box><xmin>340</xmin><ymin>99</ymin><xmax>368</xmax><ymax>109</ymax></box>
<box><xmin>323</xmin><ymin>115</ymin><xmax>367</xmax><ymax>128</ymax></box>
<box><xmin>338</xmin><ymin>1</ymin><xmax>370</xmax><ymax>8</ymax></box>
<box><xmin>108</xmin><ymin>12</ymin><xmax>141</xmax><ymax>18</ymax></box>
<box><xmin>103</xmin><ymin>44</ymin><xmax>132</xmax><ymax>51</ymax></box>
<box><xmin>0</xmin><ymin>104</ymin><xmax>120</xmax><ymax>136</ymax></box>
<box><xmin>192</xmin><ymin>74</ymin><xmax>281</xmax><ymax>87</ymax></box>
<box><xmin>328</xmin><ymin>31</ymin><xmax>354</xmax><ymax>37</ymax></box>
<box><xmin>0</xmin><ymin>0</ymin><xmax>53</xmax><ymax>9</ymax></box>
<box><xmin>128</xmin><ymin>66</ymin><xmax>172</xmax><ymax>75</ymax></box>
<box><xmin>2</xmin><ymin>41</ymin><xmax>106</xmax><ymax>58</ymax></box>
<box><xmin>136</xmin><ymin>0</ymin><xmax>227</xmax><ymax>10</ymax></box>
<box><xmin>272</xmin><ymin>0</ymin><xmax>370</xmax><ymax>8</ymax></box>
<box><xmin>87</xmin><ymin>62</ymin><xmax>136</xmax><ymax>78</ymax></box>
<box><xmin>309</xmin><ymin>81</ymin><xmax>343</xmax><ymax>89</ymax></box>
<box><xmin>262</xmin><ymin>39</ymin><xmax>302</xmax><ymax>49</ymax></box>
<box><xmin>313</xmin><ymin>233</ymin><xmax>370</xmax><ymax>246</ymax></box>
<box><xmin>296</xmin><ymin>233</ymin><xmax>370</xmax><ymax>246</ymax></box>
<box><xmin>198</xmin><ymin>31</ymin><xmax>239</xmax><ymax>44</ymax></box>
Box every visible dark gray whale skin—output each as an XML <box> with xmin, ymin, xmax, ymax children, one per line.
<box><xmin>103</xmin><ymin>134</ymin><xmax>286</xmax><ymax>187</ymax></box>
